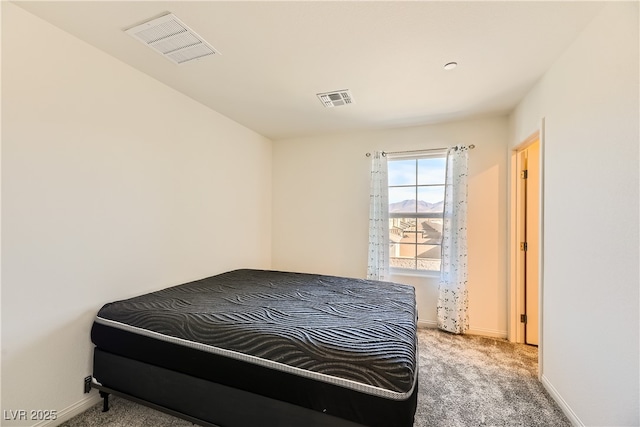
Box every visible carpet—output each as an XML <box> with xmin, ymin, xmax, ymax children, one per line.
<box><xmin>60</xmin><ymin>328</ymin><xmax>570</xmax><ymax>426</ymax></box>
<box><xmin>414</xmin><ymin>328</ymin><xmax>569</xmax><ymax>427</ymax></box>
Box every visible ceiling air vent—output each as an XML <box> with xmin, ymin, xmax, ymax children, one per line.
<box><xmin>125</xmin><ymin>13</ymin><xmax>220</xmax><ymax>65</ymax></box>
<box><xmin>317</xmin><ymin>90</ymin><xmax>355</xmax><ymax>108</ymax></box>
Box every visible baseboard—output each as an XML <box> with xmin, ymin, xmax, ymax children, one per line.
<box><xmin>418</xmin><ymin>319</ymin><xmax>437</xmax><ymax>329</ymax></box>
<box><xmin>541</xmin><ymin>374</ymin><xmax>584</xmax><ymax>427</ymax></box>
<box><xmin>32</xmin><ymin>393</ymin><xmax>101</xmax><ymax>427</ymax></box>
<box><xmin>466</xmin><ymin>327</ymin><xmax>508</xmax><ymax>339</ymax></box>
<box><xmin>418</xmin><ymin>321</ymin><xmax>507</xmax><ymax>339</ymax></box>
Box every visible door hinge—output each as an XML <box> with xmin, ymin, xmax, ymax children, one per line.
<box><xmin>521</xmin><ymin>170</ymin><xmax>528</xmax><ymax>179</ymax></box>
<box><xmin>520</xmin><ymin>314</ymin><xmax>527</xmax><ymax>323</ymax></box>
<box><xmin>520</xmin><ymin>242</ymin><xmax>528</xmax><ymax>251</ymax></box>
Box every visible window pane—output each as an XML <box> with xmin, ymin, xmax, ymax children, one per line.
<box><xmin>418</xmin><ymin>244</ymin><xmax>441</xmax><ymax>259</ymax></box>
<box><xmin>418</xmin><ymin>218</ymin><xmax>442</xmax><ymax>243</ymax></box>
<box><xmin>390</xmin><ymin>243</ymin><xmax>416</xmax><ymax>270</ymax></box>
<box><xmin>388</xmin><ymin>154</ymin><xmax>446</xmax><ymax>273</ymax></box>
<box><xmin>417</xmin><ymin>186</ymin><xmax>445</xmax><ymax>212</ymax></box>
<box><xmin>388</xmin><ymin>160</ymin><xmax>416</xmax><ymax>186</ymax></box>
<box><xmin>417</xmin><ymin>158</ymin><xmax>446</xmax><ymax>185</ymax></box>
<box><xmin>389</xmin><ymin>188</ymin><xmax>417</xmax><ymax>213</ymax></box>
<box><xmin>417</xmin><ymin>244</ymin><xmax>441</xmax><ymax>271</ymax></box>
<box><xmin>389</xmin><ymin>217</ymin><xmax>418</xmax><ymax>243</ymax></box>
<box><xmin>417</xmin><ymin>258</ymin><xmax>441</xmax><ymax>271</ymax></box>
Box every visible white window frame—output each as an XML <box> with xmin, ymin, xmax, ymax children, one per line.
<box><xmin>387</xmin><ymin>150</ymin><xmax>447</xmax><ymax>276</ymax></box>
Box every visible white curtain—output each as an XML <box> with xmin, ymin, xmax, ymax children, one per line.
<box><xmin>437</xmin><ymin>147</ymin><xmax>469</xmax><ymax>334</ymax></box>
<box><xmin>367</xmin><ymin>151</ymin><xmax>389</xmax><ymax>281</ymax></box>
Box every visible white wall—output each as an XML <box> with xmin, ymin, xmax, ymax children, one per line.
<box><xmin>272</xmin><ymin>117</ymin><xmax>508</xmax><ymax>337</ymax></box>
<box><xmin>1</xmin><ymin>3</ymin><xmax>272</xmax><ymax>425</ymax></box>
<box><xmin>509</xmin><ymin>3</ymin><xmax>639</xmax><ymax>425</ymax></box>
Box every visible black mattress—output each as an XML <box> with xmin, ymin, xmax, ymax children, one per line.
<box><xmin>91</xmin><ymin>269</ymin><xmax>418</xmax><ymax>426</ymax></box>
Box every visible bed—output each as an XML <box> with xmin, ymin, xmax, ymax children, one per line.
<box><xmin>89</xmin><ymin>269</ymin><xmax>418</xmax><ymax>427</ymax></box>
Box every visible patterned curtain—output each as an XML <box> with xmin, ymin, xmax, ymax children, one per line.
<box><xmin>437</xmin><ymin>147</ymin><xmax>469</xmax><ymax>334</ymax></box>
<box><xmin>367</xmin><ymin>151</ymin><xmax>389</xmax><ymax>281</ymax></box>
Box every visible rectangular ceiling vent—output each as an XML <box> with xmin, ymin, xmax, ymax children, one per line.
<box><xmin>125</xmin><ymin>13</ymin><xmax>220</xmax><ymax>65</ymax></box>
<box><xmin>317</xmin><ymin>90</ymin><xmax>355</xmax><ymax>108</ymax></box>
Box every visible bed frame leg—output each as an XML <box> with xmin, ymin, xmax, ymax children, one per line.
<box><xmin>99</xmin><ymin>391</ymin><xmax>110</xmax><ymax>412</ymax></box>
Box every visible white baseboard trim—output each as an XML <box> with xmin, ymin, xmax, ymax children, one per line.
<box><xmin>32</xmin><ymin>393</ymin><xmax>101</xmax><ymax>427</ymax></box>
<box><xmin>466</xmin><ymin>327</ymin><xmax>508</xmax><ymax>339</ymax></box>
<box><xmin>541</xmin><ymin>374</ymin><xmax>583</xmax><ymax>427</ymax></box>
<box><xmin>418</xmin><ymin>319</ymin><xmax>437</xmax><ymax>329</ymax></box>
<box><xmin>417</xmin><ymin>320</ymin><xmax>507</xmax><ymax>339</ymax></box>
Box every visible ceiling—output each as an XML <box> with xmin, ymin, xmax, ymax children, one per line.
<box><xmin>14</xmin><ymin>1</ymin><xmax>604</xmax><ymax>141</ymax></box>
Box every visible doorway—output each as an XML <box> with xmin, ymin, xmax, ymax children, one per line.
<box><xmin>511</xmin><ymin>131</ymin><xmax>541</xmax><ymax>346</ymax></box>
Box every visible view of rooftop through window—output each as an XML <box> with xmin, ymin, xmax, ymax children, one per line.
<box><xmin>388</xmin><ymin>155</ymin><xmax>446</xmax><ymax>271</ymax></box>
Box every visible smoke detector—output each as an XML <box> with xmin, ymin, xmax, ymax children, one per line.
<box><xmin>317</xmin><ymin>90</ymin><xmax>355</xmax><ymax>108</ymax></box>
<box><xmin>125</xmin><ymin>13</ymin><xmax>220</xmax><ymax>65</ymax></box>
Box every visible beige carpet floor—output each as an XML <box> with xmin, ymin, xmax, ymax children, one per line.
<box><xmin>61</xmin><ymin>328</ymin><xmax>570</xmax><ymax>426</ymax></box>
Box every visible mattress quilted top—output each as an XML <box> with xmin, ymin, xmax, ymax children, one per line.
<box><xmin>95</xmin><ymin>269</ymin><xmax>418</xmax><ymax>398</ymax></box>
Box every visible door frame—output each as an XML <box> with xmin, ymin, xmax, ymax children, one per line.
<box><xmin>508</xmin><ymin>119</ymin><xmax>545</xmax><ymax>376</ymax></box>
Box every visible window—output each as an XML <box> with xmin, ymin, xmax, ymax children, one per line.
<box><xmin>388</xmin><ymin>152</ymin><xmax>446</xmax><ymax>272</ymax></box>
